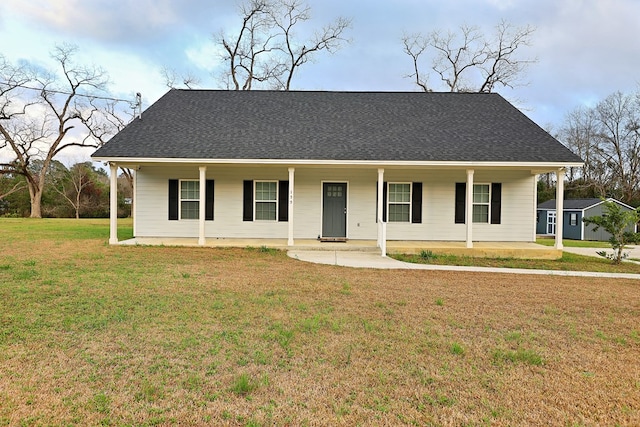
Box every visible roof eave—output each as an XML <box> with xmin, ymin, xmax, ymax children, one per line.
<box><xmin>91</xmin><ymin>156</ymin><xmax>583</xmax><ymax>170</ymax></box>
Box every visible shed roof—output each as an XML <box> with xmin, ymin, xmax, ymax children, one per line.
<box><xmin>93</xmin><ymin>90</ymin><xmax>583</xmax><ymax>164</ymax></box>
<box><xmin>537</xmin><ymin>198</ymin><xmax>634</xmax><ymax>211</ymax></box>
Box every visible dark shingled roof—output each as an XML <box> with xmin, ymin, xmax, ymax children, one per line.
<box><xmin>92</xmin><ymin>90</ymin><xmax>583</xmax><ymax>163</ymax></box>
<box><xmin>538</xmin><ymin>198</ymin><xmax>605</xmax><ymax>210</ymax></box>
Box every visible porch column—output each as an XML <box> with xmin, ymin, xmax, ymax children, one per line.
<box><xmin>466</xmin><ymin>169</ymin><xmax>474</xmax><ymax>248</ymax></box>
<box><xmin>198</xmin><ymin>166</ymin><xmax>207</xmax><ymax>246</ymax></box>
<box><xmin>109</xmin><ymin>162</ymin><xmax>118</xmax><ymax>244</ymax></box>
<box><xmin>132</xmin><ymin>169</ymin><xmax>137</xmax><ymax>238</ymax></box>
<box><xmin>377</xmin><ymin>168</ymin><xmax>386</xmax><ymax>256</ymax></box>
<box><xmin>532</xmin><ymin>174</ymin><xmax>539</xmax><ymax>242</ymax></box>
<box><xmin>288</xmin><ymin>167</ymin><xmax>295</xmax><ymax>246</ymax></box>
<box><xmin>554</xmin><ymin>168</ymin><xmax>565</xmax><ymax>250</ymax></box>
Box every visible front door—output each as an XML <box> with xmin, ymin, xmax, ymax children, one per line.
<box><xmin>322</xmin><ymin>182</ymin><xmax>347</xmax><ymax>238</ymax></box>
<box><xmin>547</xmin><ymin>211</ymin><xmax>556</xmax><ymax>235</ymax></box>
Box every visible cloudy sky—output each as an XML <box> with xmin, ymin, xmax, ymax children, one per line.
<box><xmin>1</xmin><ymin>0</ymin><xmax>639</xmax><ymax>141</ymax></box>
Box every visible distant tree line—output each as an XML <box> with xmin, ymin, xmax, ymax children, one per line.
<box><xmin>0</xmin><ymin>160</ymin><xmax>130</xmax><ymax>218</ymax></box>
<box><xmin>538</xmin><ymin>88</ymin><xmax>640</xmax><ymax>207</ymax></box>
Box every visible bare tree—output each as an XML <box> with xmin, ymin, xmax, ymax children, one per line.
<box><xmin>54</xmin><ymin>162</ymin><xmax>92</xmax><ymax>219</ymax></box>
<box><xmin>216</xmin><ymin>0</ymin><xmax>351</xmax><ymax>90</ymax></box>
<box><xmin>402</xmin><ymin>21</ymin><xmax>536</xmax><ymax>93</ymax></box>
<box><xmin>402</xmin><ymin>34</ymin><xmax>431</xmax><ymax>92</ymax></box>
<box><xmin>559</xmin><ymin>90</ymin><xmax>640</xmax><ymax>204</ymax></box>
<box><xmin>217</xmin><ymin>0</ymin><xmax>279</xmax><ymax>90</ymax></box>
<box><xmin>270</xmin><ymin>0</ymin><xmax>351</xmax><ymax>90</ymax></box>
<box><xmin>80</xmin><ymin>96</ymin><xmax>137</xmax><ymax>213</ymax></box>
<box><xmin>0</xmin><ymin>45</ymin><xmax>117</xmax><ymax>217</ymax></box>
<box><xmin>561</xmin><ymin>106</ymin><xmax>609</xmax><ymax>196</ymax></box>
<box><xmin>161</xmin><ymin>66</ymin><xmax>201</xmax><ymax>90</ymax></box>
<box><xmin>594</xmin><ymin>92</ymin><xmax>640</xmax><ymax>203</ymax></box>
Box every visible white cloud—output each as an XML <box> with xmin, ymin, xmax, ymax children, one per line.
<box><xmin>185</xmin><ymin>40</ymin><xmax>224</xmax><ymax>74</ymax></box>
<box><xmin>2</xmin><ymin>0</ymin><xmax>183</xmax><ymax>42</ymax></box>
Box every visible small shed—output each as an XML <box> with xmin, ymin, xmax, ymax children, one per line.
<box><xmin>537</xmin><ymin>198</ymin><xmax>637</xmax><ymax>241</ymax></box>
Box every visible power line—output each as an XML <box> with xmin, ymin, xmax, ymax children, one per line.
<box><xmin>0</xmin><ymin>82</ymin><xmax>135</xmax><ymax>104</ymax></box>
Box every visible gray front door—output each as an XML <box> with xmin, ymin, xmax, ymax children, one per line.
<box><xmin>322</xmin><ymin>182</ymin><xmax>347</xmax><ymax>238</ymax></box>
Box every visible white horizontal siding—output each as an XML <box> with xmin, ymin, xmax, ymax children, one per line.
<box><xmin>292</xmin><ymin>168</ymin><xmax>378</xmax><ymax>239</ymax></box>
<box><xmin>471</xmin><ymin>170</ymin><xmax>535</xmax><ymax>242</ymax></box>
<box><xmin>134</xmin><ymin>165</ymin><xmax>535</xmax><ymax>242</ymax></box>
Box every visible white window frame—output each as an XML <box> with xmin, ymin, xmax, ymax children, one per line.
<box><xmin>569</xmin><ymin>213</ymin><xmax>578</xmax><ymax>226</ymax></box>
<box><xmin>472</xmin><ymin>183</ymin><xmax>491</xmax><ymax>223</ymax></box>
<box><xmin>179</xmin><ymin>179</ymin><xmax>200</xmax><ymax>220</ymax></box>
<box><xmin>387</xmin><ymin>182</ymin><xmax>412</xmax><ymax>223</ymax></box>
<box><xmin>254</xmin><ymin>180</ymin><xmax>278</xmax><ymax>221</ymax></box>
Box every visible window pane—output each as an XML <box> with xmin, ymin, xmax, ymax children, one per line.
<box><xmin>255</xmin><ymin>202</ymin><xmax>276</xmax><ymax>220</ymax></box>
<box><xmin>473</xmin><ymin>184</ymin><xmax>489</xmax><ymax>203</ymax></box>
<box><xmin>181</xmin><ymin>181</ymin><xmax>199</xmax><ymax>200</ymax></box>
<box><xmin>472</xmin><ymin>205</ymin><xmax>489</xmax><ymax>223</ymax></box>
<box><xmin>256</xmin><ymin>181</ymin><xmax>277</xmax><ymax>201</ymax></box>
<box><xmin>181</xmin><ymin>201</ymin><xmax>199</xmax><ymax>219</ymax></box>
<box><xmin>327</xmin><ymin>185</ymin><xmax>343</xmax><ymax>198</ymax></box>
<box><xmin>389</xmin><ymin>204</ymin><xmax>410</xmax><ymax>222</ymax></box>
<box><xmin>389</xmin><ymin>183</ymin><xmax>410</xmax><ymax>203</ymax></box>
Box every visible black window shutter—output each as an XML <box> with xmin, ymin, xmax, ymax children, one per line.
<box><xmin>491</xmin><ymin>183</ymin><xmax>502</xmax><ymax>224</ymax></box>
<box><xmin>278</xmin><ymin>181</ymin><xmax>289</xmax><ymax>222</ymax></box>
<box><xmin>455</xmin><ymin>182</ymin><xmax>466</xmax><ymax>224</ymax></box>
<box><xmin>412</xmin><ymin>182</ymin><xmax>422</xmax><ymax>223</ymax></box>
<box><xmin>382</xmin><ymin>182</ymin><xmax>388</xmax><ymax>222</ymax></box>
<box><xmin>205</xmin><ymin>180</ymin><xmax>214</xmax><ymax>221</ymax></box>
<box><xmin>243</xmin><ymin>180</ymin><xmax>253</xmax><ymax>221</ymax></box>
<box><xmin>168</xmin><ymin>180</ymin><xmax>179</xmax><ymax>220</ymax></box>
<box><xmin>375</xmin><ymin>183</ymin><xmax>378</xmax><ymax>222</ymax></box>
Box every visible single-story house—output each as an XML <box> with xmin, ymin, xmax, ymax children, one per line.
<box><xmin>537</xmin><ymin>198</ymin><xmax>637</xmax><ymax>241</ymax></box>
<box><xmin>92</xmin><ymin>90</ymin><xmax>583</xmax><ymax>256</ymax></box>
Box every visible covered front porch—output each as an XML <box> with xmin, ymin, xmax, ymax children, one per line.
<box><xmin>106</xmin><ymin>162</ymin><xmax>569</xmax><ymax>259</ymax></box>
<box><xmin>117</xmin><ymin>237</ymin><xmax>561</xmax><ymax>260</ymax></box>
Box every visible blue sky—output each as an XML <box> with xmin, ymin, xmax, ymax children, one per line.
<box><xmin>1</xmin><ymin>0</ymin><xmax>639</xmax><ymax>154</ymax></box>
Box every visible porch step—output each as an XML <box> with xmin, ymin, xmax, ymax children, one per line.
<box><xmin>319</xmin><ymin>237</ymin><xmax>348</xmax><ymax>243</ymax></box>
<box><xmin>292</xmin><ymin>243</ymin><xmax>380</xmax><ymax>252</ymax></box>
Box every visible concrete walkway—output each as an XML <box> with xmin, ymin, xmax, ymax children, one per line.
<box><xmin>287</xmin><ymin>249</ymin><xmax>640</xmax><ymax>279</ymax></box>
<box><xmin>562</xmin><ymin>245</ymin><xmax>640</xmax><ymax>260</ymax></box>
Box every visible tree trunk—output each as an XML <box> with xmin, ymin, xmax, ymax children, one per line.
<box><xmin>27</xmin><ymin>169</ymin><xmax>47</xmax><ymax>218</ymax></box>
<box><xmin>76</xmin><ymin>189</ymin><xmax>81</xmax><ymax>219</ymax></box>
<box><xmin>29</xmin><ymin>188</ymin><xmax>43</xmax><ymax>218</ymax></box>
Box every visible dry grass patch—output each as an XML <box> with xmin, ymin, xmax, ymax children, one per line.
<box><xmin>1</xmin><ymin>219</ymin><xmax>639</xmax><ymax>426</ymax></box>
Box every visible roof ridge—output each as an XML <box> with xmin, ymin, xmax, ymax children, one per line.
<box><xmin>171</xmin><ymin>88</ymin><xmax>500</xmax><ymax>95</ymax></box>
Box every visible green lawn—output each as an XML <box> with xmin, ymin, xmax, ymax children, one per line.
<box><xmin>392</xmin><ymin>236</ymin><xmax>640</xmax><ymax>275</ymax></box>
<box><xmin>1</xmin><ymin>219</ymin><xmax>639</xmax><ymax>426</ymax></box>
<box><xmin>0</xmin><ymin>217</ymin><xmax>133</xmax><ymax>241</ymax></box>
<box><xmin>393</xmin><ymin>249</ymin><xmax>640</xmax><ymax>274</ymax></box>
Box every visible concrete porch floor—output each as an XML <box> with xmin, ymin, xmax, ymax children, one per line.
<box><xmin>118</xmin><ymin>237</ymin><xmax>561</xmax><ymax>259</ymax></box>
